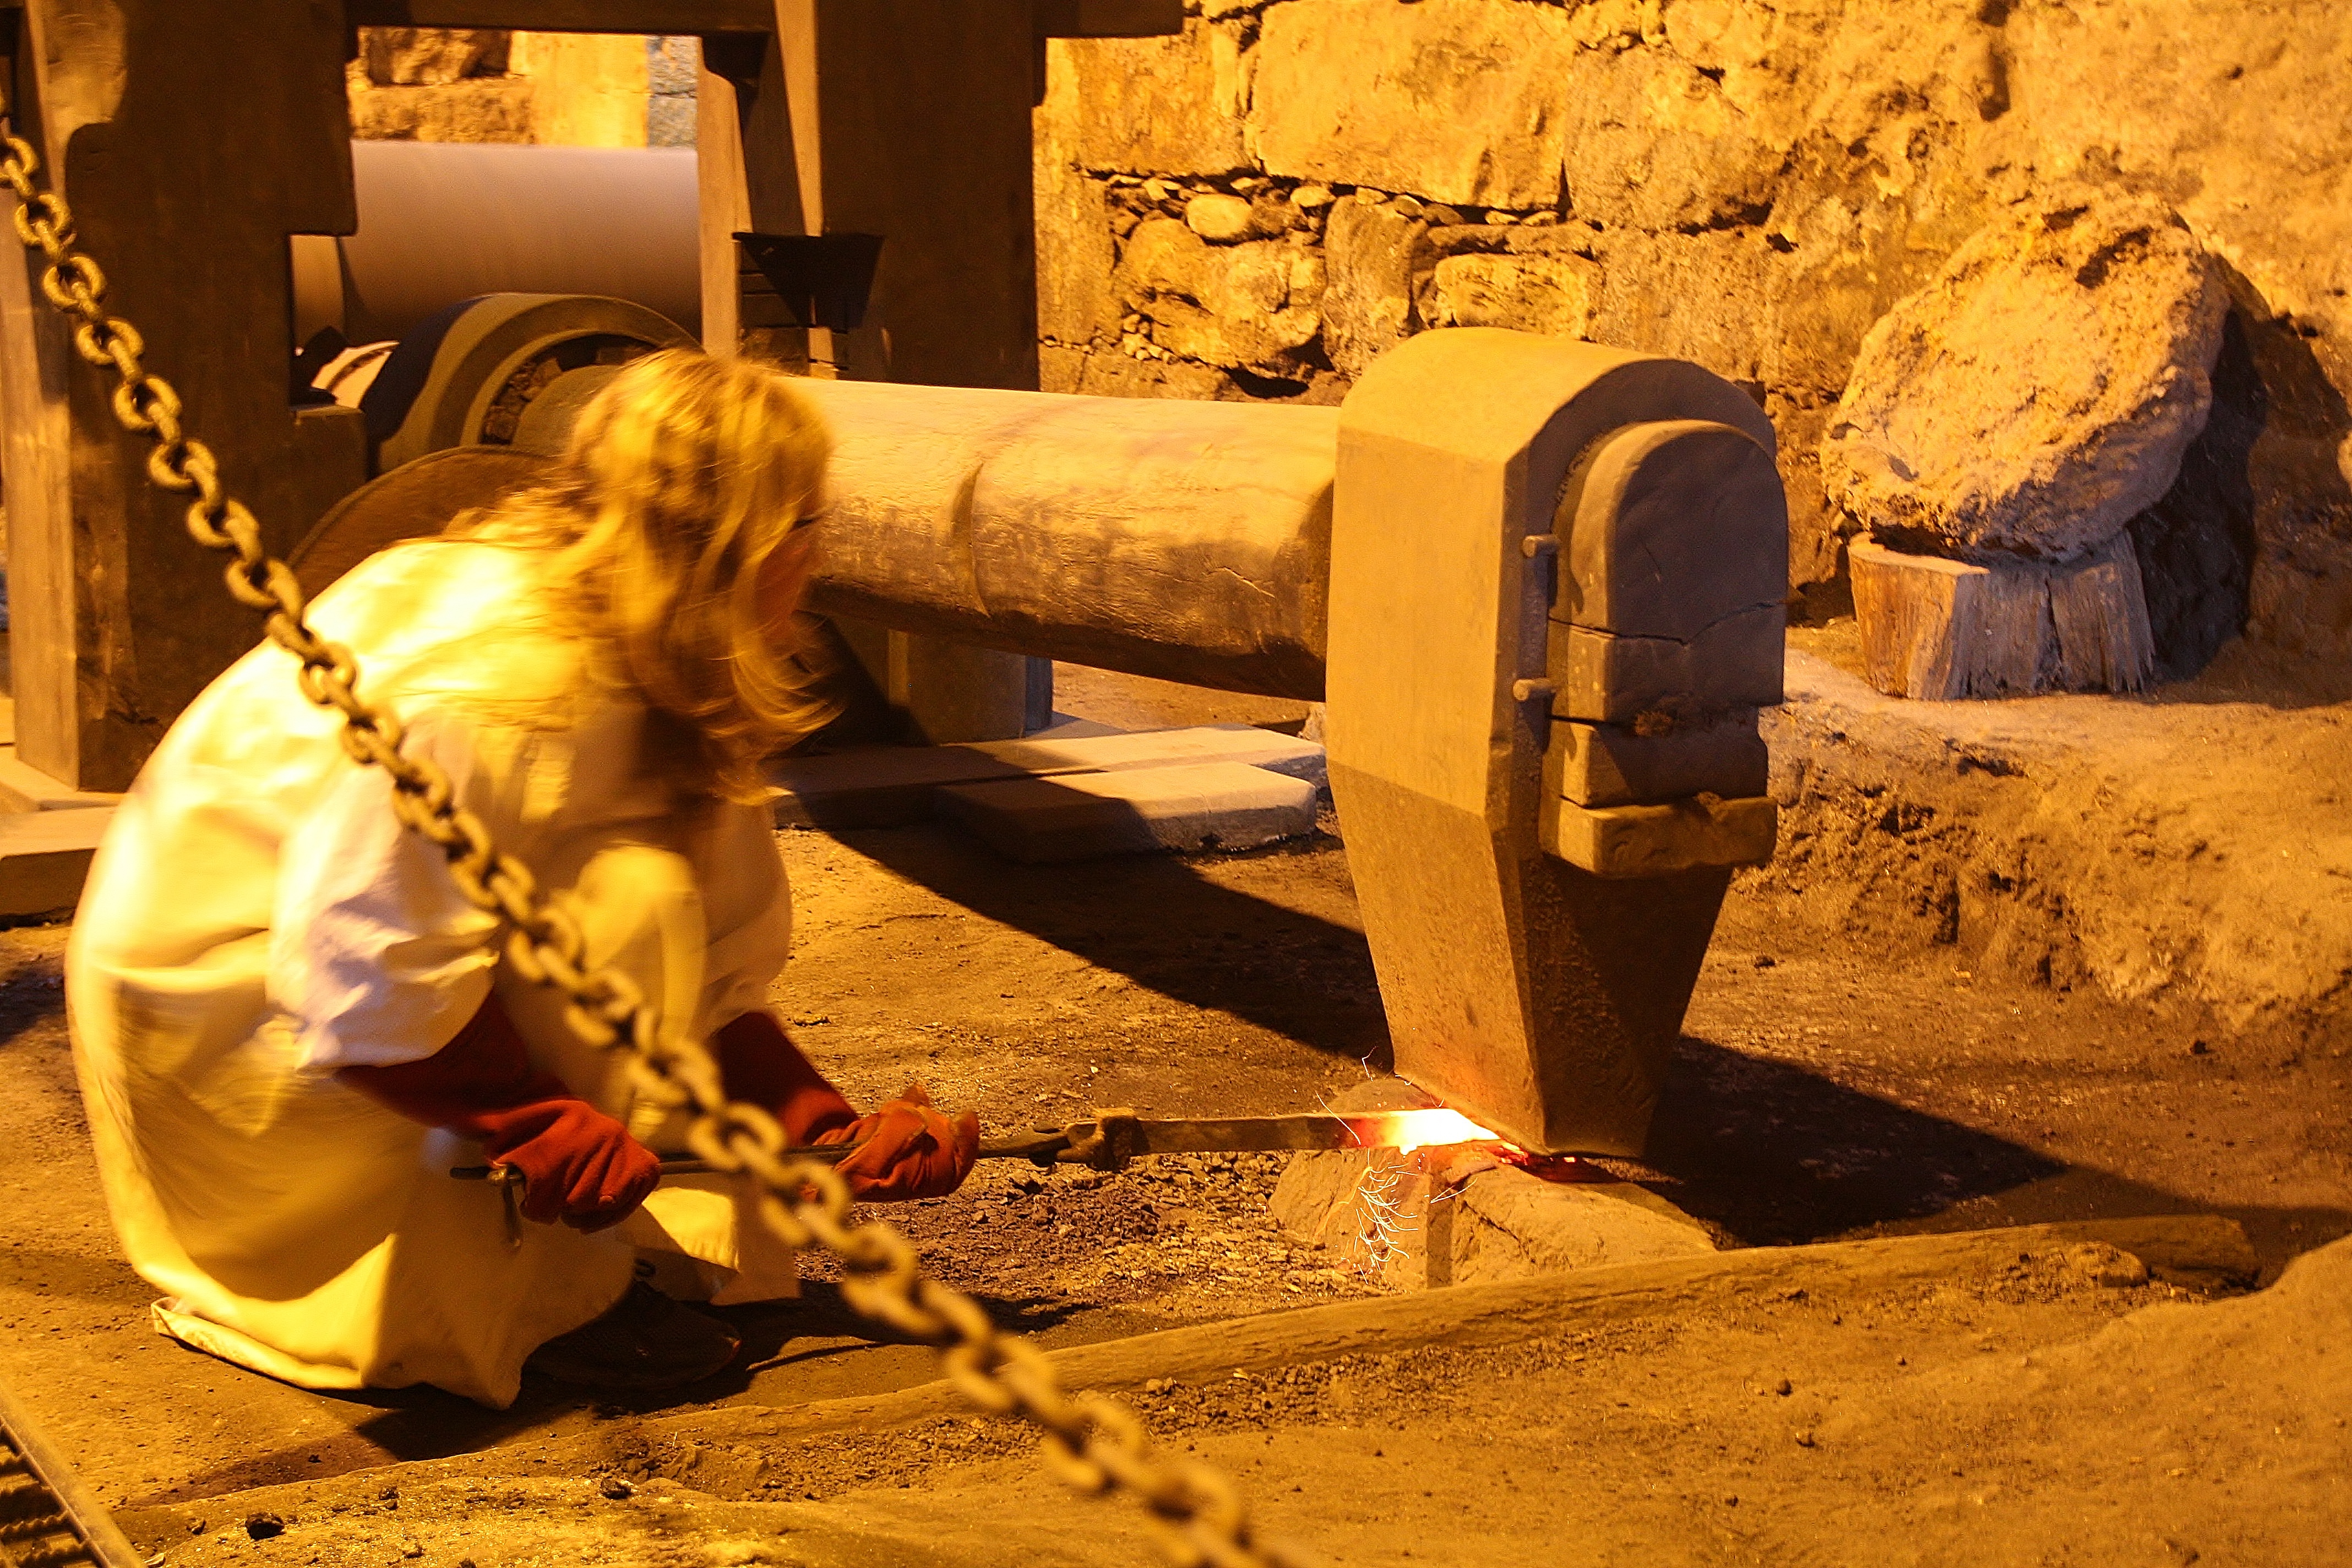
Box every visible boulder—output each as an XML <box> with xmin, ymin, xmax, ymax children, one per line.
<box><xmin>1821</xmin><ymin>189</ymin><xmax>2230</xmax><ymax>561</ymax></box>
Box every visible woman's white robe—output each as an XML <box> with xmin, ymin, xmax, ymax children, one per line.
<box><xmin>67</xmin><ymin>540</ymin><xmax>798</xmax><ymax>1409</ymax></box>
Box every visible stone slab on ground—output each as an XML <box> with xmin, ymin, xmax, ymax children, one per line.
<box><xmin>772</xmin><ymin>723</ymin><xmax>1325</xmax><ymax>829</ymax></box>
<box><xmin>0</xmin><ymin>749</ymin><xmax>125</xmax><ymax>814</ymax></box>
<box><xmin>970</xmin><ymin>722</ymin><xmax>1326</xmax><ymax>789</ymax></box>
<box><xmin>936</xmin><ymin>762</ymin><xmax>1317</xmax><ymax>863</ymax></box>
<box><xmin>1763</xmin><ymin>636</ymin><xmax>2352</xmax><ymax>1030</ymax></box>
<box><xmin>1262</xmin><ymin>1074</ymin><xmax>1717</xmax><ymax>1288</ymax></box>
<box><xmin>0</xmin><ymin>808</ymin><xmax>108</xmax><ymax>918</ymax></box>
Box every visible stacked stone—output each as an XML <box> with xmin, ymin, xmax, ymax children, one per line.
<box><xmin>1821</xmin><ymin>190</ymin><xmax>2229</xmax><ymax>699</ymax></box>
<box><xmin>347</xmin><ymin>28</ymin><xmax>683</xmax><ymax>150</ymax></box>
<box><xmin>645</xmin><ymin>36</ymin><xmax>700</xmax><ymax>149</ymax></box>
<box><xmin>1032</xmin><ymin>0</ymin><xmax>2352</xmax><ymax>667</ymax></box>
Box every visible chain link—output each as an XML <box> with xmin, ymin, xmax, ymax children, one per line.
<box><xmin>0</xmin><ymin>123</ymin><xmax>1301</xmax><ymax>1568</ymax></box>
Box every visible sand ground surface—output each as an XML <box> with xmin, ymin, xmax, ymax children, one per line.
<box><xmin>0</xmin><ymin>663</ymin><xmax>2346</xmax><ymax>1565</ymax></box>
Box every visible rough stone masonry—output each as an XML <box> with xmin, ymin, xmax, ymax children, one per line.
<box><xmin>1032</xmin><ymin>0</ymin><xmax>2352</xmax><ymax>669</ymax></box>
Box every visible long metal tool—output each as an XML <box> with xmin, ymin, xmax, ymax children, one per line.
<box><xmin>452</xmin><ymin>1106</ymin><xmax>1505</xmax><ymax>1194</ymax></box>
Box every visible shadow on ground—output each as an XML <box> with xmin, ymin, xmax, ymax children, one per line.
<box><xmin>839</xmin><ymin>825</ymin><xmax>1393</xmax><ymax>1069</ymax></box>
<box><xmin>1639</xmin><ymin>1036</ymin><xmax>2352</xmax><ymax>1275</ymax></box>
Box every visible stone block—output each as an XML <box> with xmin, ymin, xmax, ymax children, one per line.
<box><xmin>771</xmin><ymin>747</ymin><xmax>1031</xmax><ymax>830</ymax></box>
<box><xmin>1821</xmin><ymin>188</ymin><xmax>2229</xmax><ymax>560</ymax></box>
<box><xmin>972</xmin><ymin>722</ymin><xmax>1326</xmax><ymax>789</ymax></box>
<box><xmin>1049</xmin><ymin>24</ymin><xmax>1246</xmax><ymax>176</ymax></box>
<box><xmin>0</xmin><ymin>749</ymin><xmax>122</xmax><ymax>814</ymax></box>
<box><xmin>935</xmin><ymin>761</ymin><xmax>1316</xmax><ymax>863</ymax></box>
<box><xmin>360</xmin><ymin>27</ymin><xmax>508</xmax><ymax>88</ymax></box>
<box><xmin>1271</xmin><ymin>1141</ymin><xmax>1716</xmax><ymax>1291</ymax></box>
<box><xmin>1184</xmin><ymin>193</ymin><xmax>1254</xmax><ymax>242</ymax></box>
<box><xmin>0</xmin><ymin>808</ymin><xmax>110</xmax><ymax>919</ymax></box>
<box><xmin>1066</xmin><ymin>348</ymin><xmax>1234</xmax><ymax>401</ymax></box>
<box><xmin>1547</xmin><ymin>605</ymin><xmax>1787</xmax><ymax>724</ymax></box>
<box><xmin>1249</xmin><ymin>0</ymin><xmax>1577</xmax><ymax>210</ymax></box>
<box><xmin>1540</xmin><ymin>794</ymin><xmax>1778</xmax><ymax>879</ymax></box>
<box><xmin>1034</xmin><ymin>67</ymin><xmax>1119</xmax><ymax>349</ymax></box>
<box><xmin>1118</xmin><ymin>219</ymin><xmax>1324</xmax><ymax>374</ymax></box>
<box><xmin>1320</xmin><ymin>197</ymin><xmax>1431</xmax><ymax>379</ymax></box>
<box><xmin>1557</xmin><ymin>52</ymin><xmax>1785</xmax><ymax>233</ymax></box>
<box><xmin>1545</xmin><ymin>711</ymin><xmax>1767</xmax><ymax>808</ymax></box>
<box><xmin>1427</xmin><ymin>252</ymin><xmax>1601</xmax><ymax>340</ymax></box>
<box><xmin>1848</xmin><ymin>531</ymin><xmax>2155</xmax><ymax>699</ymax></box>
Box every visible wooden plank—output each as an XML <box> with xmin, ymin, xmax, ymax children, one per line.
<box><xmin>1033</xmin><ymin>0</ymin><xmax>1183</xmax><ymax>37</ymax></box>
<box><xmin>345</xmin><ymin>0</ymin><xmax>772</xmax><ymax>32</ymax></box>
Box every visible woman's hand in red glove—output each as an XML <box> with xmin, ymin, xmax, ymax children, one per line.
<box><xmin>814</xmin><ymin>1082</ymin><xmax>979</xmax><ymax>1202</ymax></box>
<box><xmin>476</xmin><ymin>1098</ymin><xmax>663</xmax><ymax>1232</ymax></box>
<box><xmin>339</xmin><ymin>994</ymin><xmax>661</xmax><ymax>1233</ymax></box>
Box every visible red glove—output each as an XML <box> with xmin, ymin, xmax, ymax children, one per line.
<box><xmin>339</xmin><ymin>994</ymin><xmax>660</xmax><ymax>1232</ymax></box>
<box><xmin>712</xmin><ymin>1012</ymin><xmax>977</xmax><ymax>1201</ymax></box>
<box><xmin>815</xmin><ymin>1082</ymin><xmax>979</xmax><ymax>1202</ymax></box>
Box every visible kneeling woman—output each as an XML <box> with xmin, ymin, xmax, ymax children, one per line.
<box><xmin>68</xmin><ymin>351</ymin><xmax>974</xmax><ymax>1407</ymax></box>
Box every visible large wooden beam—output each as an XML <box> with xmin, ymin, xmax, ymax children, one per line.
<box><xmin>344</xmin><ymin>0</ymin><xmax>773</xmax><ymax>32</ymax></box>
<box><xmin>0</xmin><ymin>1</ymin><xmax>369</xmax><ymax>790</ymax></box>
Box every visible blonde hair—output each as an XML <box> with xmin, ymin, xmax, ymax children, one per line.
<box><xmin>459</xmin><ymin>350</ymin><xmax>836</xmax><ymax>803</ymax></box>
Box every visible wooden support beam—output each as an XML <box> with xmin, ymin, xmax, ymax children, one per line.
<box><xmin>0</xmin><ymin>1</ymin><xmax>370</xmax><ymax>790</ymax></box>
<box><xmin>345</xmin><ymin>0</ymin><xmax>772</xmax><ymax>32</ymax></box>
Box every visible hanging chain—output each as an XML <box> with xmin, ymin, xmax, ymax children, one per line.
<box><xmin>0</xmin><ymin>123</ymin><xmax>1301</xmax><ymax>1568</ymax></box>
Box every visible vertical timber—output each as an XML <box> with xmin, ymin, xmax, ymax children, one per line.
<box><xmin>0</xmin><ymin>0</ymin><xmax>368</xmax><ymax>790</ymax></box>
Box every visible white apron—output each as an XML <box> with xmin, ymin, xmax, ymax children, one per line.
<box><xmin>68</xmin><ymin>540</ymin><xmax>798</xmax><ymax>1409</ymax></box>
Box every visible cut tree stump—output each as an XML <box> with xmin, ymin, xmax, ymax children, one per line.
<box><xmin>1849</xmin><ymin>531</ymin><xmax>2155</xmax><ymax>699</ymax></box>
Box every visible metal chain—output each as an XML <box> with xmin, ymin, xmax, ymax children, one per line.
<box><xmin>0</xmin><ymin>124</ymin><xmax>1299</xmax><ymax>1568</ymax></box>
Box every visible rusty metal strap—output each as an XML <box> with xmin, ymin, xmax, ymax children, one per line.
<box><xmin>0</xmin><ymin>119</ymin><xmax>1299</xmax><ymax>1568</ymax></box>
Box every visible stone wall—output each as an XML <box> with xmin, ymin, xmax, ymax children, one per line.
<box><xmin>1035</xmin><ymin>1</ymin><xmax>2352</xmax><ymax>660</ymax></box>
<box><xmin>348</xmin><ymin>29</ymin><xmax>699</xmax><ymax>149</ymax></box>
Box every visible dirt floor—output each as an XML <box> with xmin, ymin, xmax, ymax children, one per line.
<box><xmin>0</xmin><ymin>658</ymin><xmax>2346</xmax><ymax>1565</ymax></box>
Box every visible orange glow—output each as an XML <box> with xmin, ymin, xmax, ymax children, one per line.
<box><xmin>1370</xmin><ymin>1107</ymin><xmax>1507</xmax><ymax>1153</ymax></box>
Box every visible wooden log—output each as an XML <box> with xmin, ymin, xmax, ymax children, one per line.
<box><xmin>793</xmin><ymin>378</ymin><xmax>1339</xmax><ymax>700</ymax></box>
<box><xmin>1850</xmin><ymin>531</ymin><xmax>2156</xmax><ymax>699</ymax></box>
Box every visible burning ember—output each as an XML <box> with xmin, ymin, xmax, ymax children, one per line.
<box><xmin>1362</xmin><ymin>1106</ymin><xmax>1510</xmax><ymax>1153</ymax></box>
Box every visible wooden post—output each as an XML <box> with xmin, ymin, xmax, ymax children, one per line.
<box><xmin>696</xmin><ymin>1</ymin><xmax>1179</xmax><ymax>742</ymax></box>
<box><xmin>0</xmin><ymin>1</ymin><xmax>368</xmax><ymax>791</ymax></box>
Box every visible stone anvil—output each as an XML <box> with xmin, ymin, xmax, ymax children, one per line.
<box><xmin>778</xmin><ymin>325</ymin><xmax>1788</xmax><ymax>1155</ymax></box>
